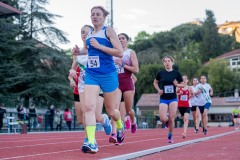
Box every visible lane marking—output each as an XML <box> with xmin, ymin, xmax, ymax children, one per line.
<box><xmin>101</xmin><ymin>130</ymin><xmax>239</xmax><ymax>160</ymax></box>
<box><xmin>0</xmin><ymin>128</ymin><xmax>235</xmax><ymax>160</ymax></box>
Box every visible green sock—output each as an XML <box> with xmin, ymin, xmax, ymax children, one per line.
<box><xmin>116</xmin><ymin>119</ymin><xmax>123</xmax><ymax>129</ymax></box>
<box><xmin>86</xmin><ymin>126</ymin><xmax>96</xmax><ymax>144</ymax></box>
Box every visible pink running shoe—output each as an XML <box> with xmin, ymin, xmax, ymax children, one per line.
<box><xmin>109</xmin><ymin>133</ymin><xmax>117</xmax><ymax>144</ymax></box>
<box><xmin>131</xmin><ymin>123</ymin><xmax>137</xmax><ymax>133</ymax></box>
<box><xmin>168</xmin><ymin>137</ymin><xmax>174</xmax><ymax>143</ymax></box>
<box><xmin>125</xmin><ymin>116</ymin><xmax>131</xmax><ymax>130</ymax></box>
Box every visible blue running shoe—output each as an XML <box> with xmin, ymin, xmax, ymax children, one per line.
<box><xmin>83</xmin><ymin>138</ymin><xmax>88</xmax><ymax>145</ymax></box>
<box><xmin>82</xmin><ymin>142</ymin><xmax>98</xmax><ymax>154</ymax></box>
<box><xmin>84</xmin><ymin>138</ymin><xmax>98</xmax><ymax>147</ymax></box>
<box><xmin>102</xmin><ymin>114</ymin><xmax>112</xmax><ymax>135</ymax></box>
<box><xmin>117</xmin><ymin>125</ymin><xmax>125</xmax><ymax>143</ymax></box>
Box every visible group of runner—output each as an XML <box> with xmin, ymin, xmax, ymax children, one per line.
<box><xmin>68</xmin><ymin>5</ymin><xmax>215</xmax><ymax>154</ymax></box>
<box><xmin>68</xmin><ymin>6</ymin><xmax>139</xmax><ymax>154</ymax></box>
<box><xmin>153</xmin><ymin>56</ymin><xmax>213</xmax><ymax>143</ymax></box>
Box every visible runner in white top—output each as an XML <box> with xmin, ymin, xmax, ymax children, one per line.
<box><xmin>189</xmin><ymin>77</ymin><xmax>201</xmax><ymax>133</ymax></box>
<box><xmin>193</xmin><ymin>75</ymin><xmax>213</xmax><ymax>135</ymax></box>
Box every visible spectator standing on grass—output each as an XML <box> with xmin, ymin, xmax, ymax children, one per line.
<box><xmin>64</xmin><ymin>108</ymin><xmax>72</xmax><ymax>131</ymax></box>
<box><xmin>0</xmin><ymin>103</ymin><xmax>7</xmax><ymax>132</ymax></box>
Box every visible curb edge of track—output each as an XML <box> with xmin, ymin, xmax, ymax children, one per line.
<box><xmin>101</xmin><ymin>130</ymin><xmax>239</xmax><ymax>160</ymax></box>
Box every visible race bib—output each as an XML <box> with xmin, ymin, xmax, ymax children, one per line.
<box><xmin>180</xmin><ymin>95</ymin><xmax>188</xmax><ymax>101</ymax></box>
<box><xmin>164</xmin><ymin>85</ymin><xmax>174</xmax><ymax>93</ymax></box>
<box><xmin>80</xmin><ymin>70</ymin><xmax>85</xmax><ymax>81</ymax></box>
<box><xmin>88</xmin><ymin>56</ymin><xmax>100</xmax><ymax>68</ymax></box>
<box><xmin>115</xmin><ymin>64</ymin><xmax>124</xmax><ymax>74</ymax></box>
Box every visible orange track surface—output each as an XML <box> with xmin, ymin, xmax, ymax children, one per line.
<box><xmin>0</xmin><ymin>127</ymin><xmax>238</xmax><ymax>160</ymax></box>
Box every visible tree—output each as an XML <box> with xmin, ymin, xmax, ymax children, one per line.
<box><xmin>135</xmin><ymin>64</ymin><xmax>164</xmax><ymax>101</ymax></box>
<box><xmin>134</xmin><ymin>31</ymin><xmax>151</xmax><ymax>41</ymax></box>
<box><xmin>0</xmin><ymin>0</ymin><xmax>72</xmax><ymax>107</ymax></box>
<box><xmin>18</xmin><ymin>0</ymin><xmax>69</xmax><ymax>48</ymax></box>
<box><xmin>207</xmin><ymin>60</ymin><xmax>237</xmax><ymax>96</ymax></box>
<box><xmin>199</xmin><ymin>10</ymin><xmax>221</xmax><ymax>63</ymax></box>
<box><xmin>178</xmin><ymin>59</ymin><xmax>201</xmax><ymax>78</ymax></box>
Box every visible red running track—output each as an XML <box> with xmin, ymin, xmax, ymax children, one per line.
<box><xmin>0</xmin><ymin>127</ymin><xmax>238</xmax><ymax>160</ymax></box>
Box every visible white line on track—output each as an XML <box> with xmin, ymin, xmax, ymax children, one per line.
<box><xmin>0</xmin><ymin>130</ymin><xmax>236</xmax><ymax>160</ymax></box>
<box><xmin>101</xmin><ymin>130</ymin><xmax>239</xmax><ymax>160</ymax></box>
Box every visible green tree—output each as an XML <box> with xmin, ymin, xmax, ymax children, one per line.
<box><xmin>178</xmin><ymin>59</ymin><xmax>201</xmax><ymax>78</ymax></box>
<box><xmin>0</xmin><ymin>1</ymin><xmax>72</xmax><ymax>107</ymax></box>
<box><xmin>207</xmin><ymin>60</ymin><xmax>236</xmax><ymax>96</ymax></box>
<box><xmin>135</xmin><ymin>64</ymin><xmax>164</xmax><ymax>101</ymax></box>
<box><xmin>199</xmin><ymin>10</ymin><xmax>221</xmax><ymax>63</ymax></box>
<box><xmin>18</xmin><ymin>0</ymin><xmax>69</xmax><ymax>48</ymax></box>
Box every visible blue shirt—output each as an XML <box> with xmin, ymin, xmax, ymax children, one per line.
<box><xmin>86</xmin><ymin>26</ymin><xmax>116</xmax><ymax>75</ymax></box>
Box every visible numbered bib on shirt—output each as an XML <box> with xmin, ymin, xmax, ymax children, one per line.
<box><xmin>180</xmin><ymin>95</ymin><xmax>188</xmax><ymax>101</ymax></box>
<box><xmin>88</xmin><ymin>56</ymin><xmax>100</xmax><ymax>68</ymax></box>
<box><xmin>115</xmin><ymin>64</ymin><xmax>124</xmax><ymax>74</ymax></box>
<box><xmin>164</xmin><ymin>85</ymin><xmax>174</xmax><ymax>93</ymax></box>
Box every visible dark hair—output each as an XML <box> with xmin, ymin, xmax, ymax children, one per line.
<box><xmin>91</xmin><ymin>6</ymin><xmax>109</xmax><ymax>17</ymax></box>
<box><xmin>83</xmin><ymin>25</ymin><xmax>93</xmax><ymax>30</ymax></box>
<box><xmin>65</xmin><ymin>108</ymin><xmax>69</xmax><ymax>112</ymax></box>
<box><xmin>118</xmin><ymin>33</ymin><xmax>130</xmax><ymax>41</ymax></box>
<box><xmin>200</xmin><ymin>75</ymin><xmax>207</xmax><ymax>79</ymax></box>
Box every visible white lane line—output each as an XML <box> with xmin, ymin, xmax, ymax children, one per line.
<box><xmin>101</xmin><ymin>130</ymin><xmax>239</xmax><ymax>160</ymax></box>
<box><xmin>0</xmin><ymin>134</ymin><xmax>162</xmax><ymax>150</ymax></box>
<box><xmin>0</xmin><ymin>129</ymin><xmax>224</xmax><ymax>150</ymax></box>
<box><xmin>0</xmin><ymin>131</ymin><xmax>161</xmax><ymax>145</ymax></box>
<box><xmin>0</xmin><ymin>136</ymin><xmax>167</xmax><ymax>159</ymax></box>
<box><xmin>0</xmin><ymin>129</ymin><xmax>234</xmax><ymax>160</ymax></box>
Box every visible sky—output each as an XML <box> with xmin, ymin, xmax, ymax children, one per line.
<box><xmin>46</xmin><ymin>0</ymin><xmax>240</xmax><ymax>50</ymax></box>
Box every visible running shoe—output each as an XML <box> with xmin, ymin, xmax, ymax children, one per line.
<box><xmin>168</xmin><ymin>137</ymin><xmax>174</xmax><ymax>143</ymax></box>
<box><xmin>114</xmin><ymin>141</ymin><xmax>122</xmax><ymax>146</ymax></box>
<box><xmin>109</xmin><ymin>133</ymin><xmax>117</xmax><ymax>144</ymax></box>
<box><xmin>102</xmin><ymin>114</ymin><xmax>112</xmax><ymax>135</ymax></box>
<box><xmin>117</xmin><ymin>127</ymin><xmax>125</xmax><ymax>143</ymax></box>
<box><xmin>131</xmin><ymin>123</ymin><xmax>137</xmax><ymax>133</ymax></box>
<box><xmin>165</xmin><ymin>121</ymin><xmax>169</xmax><ymax>128</ymax></box>
<box><xmin>194</xmin><ymin>127</ymin><xmax>199</xmax><ymax>133</ymax></box>
<box><xmin>83</xmin><ymin>138</ymin><xmax>98</xmax><ymax>147</ymax></box>
<box><xmin>182</xmin><ymin>132</ymin><xmax>186</xmax><ymax>139</ymax></box>
<box><xmin>81</xmin><ymin>142</ymin><xmax>98</xmax><ymax>154</ymax></box>
<box><xmin>125</xmin><ymin>116</ymin><xmax>131</xmax><ymax>130</ymax></box>
<box><xmin>83</xmin><ymin>137</ymin><xmax>88</xmax><ymax>145</ymax></box>
<box><xmin>203</xmin><ymin>128</ymin><xmax>208</xmax><ymax>135</ymax></box>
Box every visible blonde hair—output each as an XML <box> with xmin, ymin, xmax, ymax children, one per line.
<box><xmin>91</xmin><ymin>6</ymin><xmax>109</xmax><ymax>17</ymax></box>
<box><xmin>162</xmin><ymin>55</ymin><xmax>175</xmax><ymax>63</ymax></box>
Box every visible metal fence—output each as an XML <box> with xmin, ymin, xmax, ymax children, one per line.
<box><xmin>1</xmin><ymin>111</ymin><xmax>193</xmax><ymax>134</ymax></box>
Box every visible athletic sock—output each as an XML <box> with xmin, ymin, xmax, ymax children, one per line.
<box><xmin>116</xmin><ymin>119</ymin><xmax>123</xmax><ymax>129</ymax></box>
<box><xmin>168</xmin><ymin>132</ymin><xmax>172</xmax><ymax>139</ymax></box>
<box><xmin>86</xmin><ymin>126</ymin><xmax>96</xmax><ymax>145</ymax></box>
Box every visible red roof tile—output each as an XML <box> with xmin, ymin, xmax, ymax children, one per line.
<box><xmin>136</xmin><ymin>93</ymin><xmax>240</xmax><ymax>109</ymax></box>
